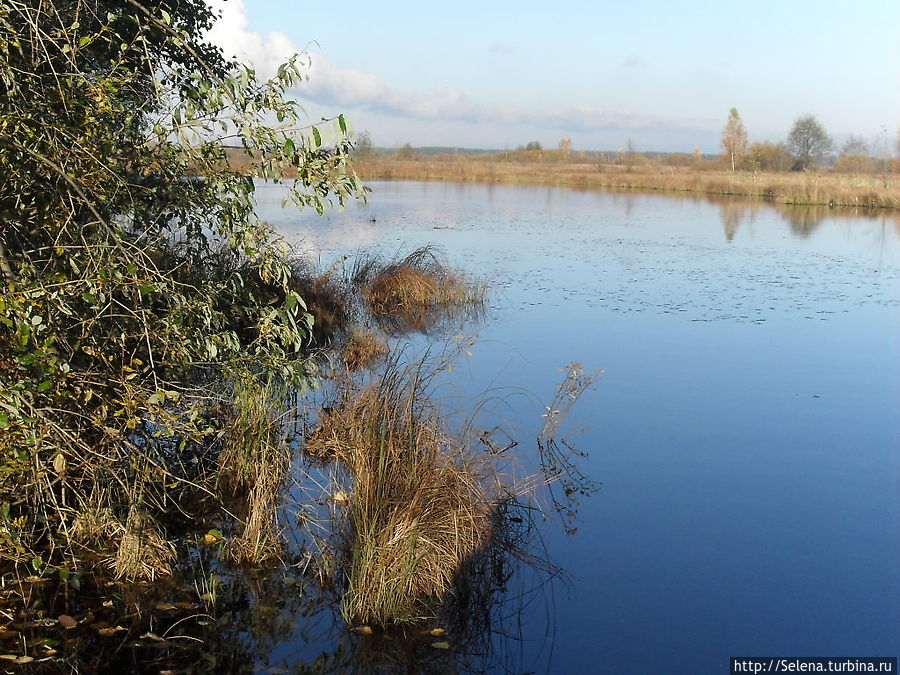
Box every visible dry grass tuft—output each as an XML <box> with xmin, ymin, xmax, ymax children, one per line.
<box><xmin>353</xmin><ymin>247</ymin><xmax>485</xmax><ymax>334</ymax></box>
<box><xmin>227</xmin><ymin>454</ymin><xmax>286</xmax><ymax>565</ymax></box>
<box><xmin>111</xmin><ymin>506</ymin><xmax>175</xmax><ymax>581</ymax></box>
<box><xmin>342</xmin><ymin>328</ymin><xmax>389</xmax><ymax>371</ymax></box>
<box><xmin>305</xmin><ymin>362</ymin><xmax>495</xmax><ymax>625</ymax></box>
<box><xmin>217</xmin><ymin>381</ymin><xmax>290</xmax><ymax>565</ymax></box>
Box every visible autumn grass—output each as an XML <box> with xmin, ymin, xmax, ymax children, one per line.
<box><xmin>217</xmin><ymin>380</ymin><xmax>290</xmax><ymax>565</ymax></box>
<box><xmin>352</xmin><ymin>247</ymin><xmax>486</xmax><ymax>335</ymax></box>
<box><xmin>342</xmin><ymin>328</ymin><xmax>389</xmax><ymax>371</ymax></box>
<box><xmin>305</xmin><ymin>359</ymin><xmax>496</xmax><ymax>625</ymax></box>
<box><xmin>353</xmin><ymin>156</ymin><xmax>900</xmax><ymax>209</ymax></box>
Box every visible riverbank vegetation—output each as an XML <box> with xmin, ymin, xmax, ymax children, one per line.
<box><xmin>339</xmin><ymin>111</ymin><xmax>900</xmax><ymax>209</ymax></box>
<box><xmin>349</xmin><ymin>152</ymin><xmax>900</xmax><ymax>209</ymax></box>
<box><xmin>0</xmin><ymin>0</ymin><xmax>361</xmax><ymax>583</ymax></box>
<box><xmin>0</xmin><ymin>2</ymin><xmax>592</xmax><ymax>668</ymax></box>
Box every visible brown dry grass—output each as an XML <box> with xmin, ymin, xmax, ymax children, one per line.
<box><xmin>111</xmin><ymin>506</ymin><xmax>175</xmax><ymax>581</ymax></box>
<box><xmin>305</xmin><ymin>363</ymin><xmax>495</xmax><ymax>625</ymax></box>
<box><xmin>217</xmin><ymin>381</ymin><xmax>290</xmax><ymax>565</ymax></box>
<box><xmin>353</xmin><ymin>247</ymin><xmax>485</xmax><ymax>335</ymax></box>
<box><xmin>289</xmin><ymin>262</ymin><xmax>354</xmax><ymax>345</ymax></box>
<box><xmin>353</xmin><ymin>156</ymin><xmax>900</xmax><ymax>209</ymax></box>
<box><xmin>342</xmin><ymin>328</ymin><xmax>389</xmax><ymax>371</ymax></box>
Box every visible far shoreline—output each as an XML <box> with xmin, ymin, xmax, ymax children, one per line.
<box><xmin>349</xmin><ymin>156</ymin><xmax>899</xmax><ymax>210</ymax></box>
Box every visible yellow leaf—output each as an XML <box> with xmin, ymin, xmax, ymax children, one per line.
<box><xmin>352</xmin><ymin>625</ymin><xmax>373</xmax><ymax>635</ymax></box>
<box><xmin>429</xmin><ymin>628</ymin><xmax>445</xmax><ymax>636</ymax></box>
<box><xmin>97</xmin><ymin>626</ymin><xmax>125</xmax><ymax>637</ymax></box>
<box><xmin>332</xmin><ymin>491</ymin><xmax>351</xmax><ymax>506</ymax></box>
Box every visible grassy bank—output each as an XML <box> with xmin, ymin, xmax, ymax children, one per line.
<box><xmin>351</xmin><ymin>156</ymin><xmax>900</xmax><ymax>209</ymax></box>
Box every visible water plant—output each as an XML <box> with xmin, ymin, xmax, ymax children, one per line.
<box><xmin>352</xmin><ymin>247</ymin><xmax>487</xmax><ymax>334</ymax></box>
<box><xmin>306</xmin><ymin>356</ymin><xmax>496</xmax><ymax>625</ymax></box>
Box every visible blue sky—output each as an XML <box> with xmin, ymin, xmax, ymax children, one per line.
<box><xmin>208</xmin><ymin>0</ymin><xmax>899</xmax><ymax>153</ymax></box>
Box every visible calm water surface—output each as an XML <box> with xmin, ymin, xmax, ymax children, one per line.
<box><xmin>257</xmin><ymin>181</ymin><xmax>899</xmax><ymax>674</ymax></box>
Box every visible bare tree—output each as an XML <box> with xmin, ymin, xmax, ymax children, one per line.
<box><xmin>840</xmin><ymin>135</ymin><xmax>870</xmax><ymax>157</ymax></box>
<box><xmin>353</xmin><ymin>130</ymin><xmax>374</xmax><ymax>158</ymax></box>
<box><xmin>558</xmin><ymin>137</ymin><xmax>572</xmax><ymax>159</ymax></box>
<box><xmin>786</xmin><ymin>115</ymin><xmax>833</xmax><ymax>170</ymax></box>
<box><xmin>721</xmin><ymin>108</ymin><xmax>748</xmax><ymax>172</ymax></box>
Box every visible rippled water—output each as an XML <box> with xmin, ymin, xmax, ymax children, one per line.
<box><xmin>257</xmin><ymin>181</ymin><xmax>899</xmax><ymax>673</ymax></box>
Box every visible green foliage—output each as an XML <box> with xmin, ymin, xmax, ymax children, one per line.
<box><xmin>0</xmin><ymin>0</ymin><xmax>364</xmax><ymax>571</ymax></box>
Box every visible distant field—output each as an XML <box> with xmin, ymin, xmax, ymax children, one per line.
<box><xmin>349</xmin><ymin>154</ymin><xmax>900</xmax><ymax>209</ymax></box>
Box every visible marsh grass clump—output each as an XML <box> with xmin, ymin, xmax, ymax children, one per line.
<box><xmin>217</xmin><ymin>381</ymin><xmax>291</xmax><ymax>565</ymax></box>
<box><xmin>342</xmin><ymin>328</ymin><xmax>390</xmax><ymax>371</ymax></box>
<box><xmin>112</xmin><ymin>505</ymin><xmax>176</xmax><ymax>581</ymax></box>
<box><xmin>305</xmin><ymin>361</ymin><xmax>495</xmax><ymax>625</ymax></box>
<box><xmin>353</xmin><ymin>247</ymin><xmax>486</xmax><ymax>334</ymax></box>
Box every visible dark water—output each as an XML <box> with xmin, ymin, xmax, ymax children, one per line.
<box><xmin>256</xmin><ymin>181</ymin><xmax>899</xmax><ymax>673</ymax></box>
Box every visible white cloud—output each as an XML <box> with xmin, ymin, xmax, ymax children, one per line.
<box><xmin>204</xmin><ymin>0</ymin><xmax>663</xmax><ymax>133</ymax></box>
<box><xmin>205</xmin><ymin>0</ymin><xmax>296</xmax><ymax>80</ymax></box>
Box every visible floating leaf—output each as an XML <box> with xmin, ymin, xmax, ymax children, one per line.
<box><xmin>332</xmin><ymin>491</ymin><xmax>351</xmax><ymax>506</ymax></box>
<box><xmin>429</xmin><ymin>628</ymin><xmax>445</xmax><ymax>636</ymax></box>
<box><xmin>352</xmin><ymin>625</ymin><xmax>372</xmax><ymax>635</ymax></box>
<box><xmin>58</xmin><ymin>615</ymin><xmax>77</xmax><ymax>630</ymax></box>
<box><xmin>431</xmin><ymin>641</ymin><xmax>450</xmax><ymax>649</ymax></box>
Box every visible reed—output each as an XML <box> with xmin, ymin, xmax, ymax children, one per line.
<box><xmin>217</xmin><ymin>380</ymin><xmax>291</xmax><ymax>565</ymax></box>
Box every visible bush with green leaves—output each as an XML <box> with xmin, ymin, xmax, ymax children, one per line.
<box><xmin>0</xmin><ymin>0</ymin><xmax>363</xmax><ymax>575</ymax></box>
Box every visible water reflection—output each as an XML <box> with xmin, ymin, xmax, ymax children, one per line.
<box><xmin>710</xmin><ymin>198</ymin><xmax>758</xmax><ymax>242</ymax></box>
<box><xmin>780</xmin><ymin>204</ymin><xmax>828</xmax><ymax>237</ymax></box>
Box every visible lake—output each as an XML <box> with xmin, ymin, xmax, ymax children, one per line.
<box><xmin>255</xmin><ymin>181</ymin><xmax>899</xmax><ymax>673</ymax></box>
